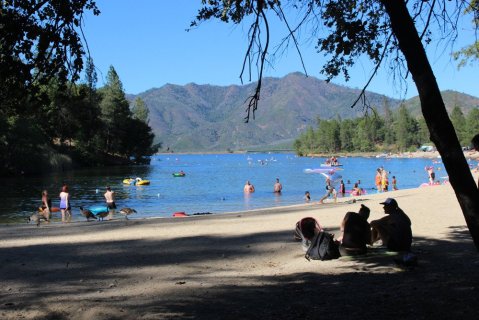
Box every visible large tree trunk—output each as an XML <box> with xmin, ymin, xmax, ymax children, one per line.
<box><xmin>381</xmin><ymin>0</ymin><xmax>479</xmax><ymax>250</ymax></box>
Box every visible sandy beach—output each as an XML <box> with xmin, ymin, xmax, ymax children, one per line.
<box><xmin>1</xmin><ymin>171</ymin><xmax>479</xmax><ymax>319</ymax></box>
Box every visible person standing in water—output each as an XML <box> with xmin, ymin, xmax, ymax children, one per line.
<box><xmin>104</xmin><ymin>186</ymin><xmax>116</xmax><ymax>220</ymax></box>
<box><xmin>273</xmin><ymin>178</ymin><xmax>282</xmax><ymax>193</ymax></box>
<box><xmin>426</xmin><ymin>166</ymin><xmax>436</xmax><ymax>185</ymax></box>
<box><xmin>381</xmin><ymin>168</ymin><xmax>389</xmax><ymax>192</ymax></box>
<box><xmin>319</xmin><ymin>178</ymin><xmax>337</xmax><ymax>204</ymax></box>
<box><xmin>304</xmin><ymin>191</ymin><xmax>311</xmax><ymax>202</ymax></box>
<box><xmin>339</xmin><ymin>180</ymin><xmax>346</xmax><ymax>197</ymax></box>
<box><xmin>40</xmin><ymin>190</ymin><xmax>51</xmax><ymax>222</ymax></box>
<box><xmin>59</xmin><ymin>184</ymin><xmax>71</xmax><ymax>223</ymax></box>
<box><xmin>392</xmin><ymin>176</ymin><xmax>398</xmax><ymax>191</ymax></box>
<box><xmin>375</xmin><ymin>168</ymin><xmax>382</xmax><ymax>192</ymax></box>
<box><xmin>244</xmin><ymin>180</ymin><xmax>255</xmax><ymax>193</ymax></box>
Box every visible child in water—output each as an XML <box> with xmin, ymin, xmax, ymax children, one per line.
<box><xmin>304</xmin><ymin>191</ymin><xmax>311</xmax><ymax>202</ymax></box>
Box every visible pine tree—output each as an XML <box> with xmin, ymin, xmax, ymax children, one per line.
<box><xmin>99</xmin><ymin>66</ymin><xmax>132</xmax><ymax>155</ymax></box>
<box><xmin>132</xmin><ymin>97</ymin><xmax>150</xmax><ymax>124</ymax></box>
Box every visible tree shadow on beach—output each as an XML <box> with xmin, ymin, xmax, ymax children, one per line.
<box><xmin>1</xmin><ymin>223</ymin><xmax>478</xmax><ymax>319</ymax></box>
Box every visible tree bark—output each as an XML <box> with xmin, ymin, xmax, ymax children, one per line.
<box><xmin>380</xmin><ymin>0</ymin><xmax>479</xmax><ymax>250</ymax></box>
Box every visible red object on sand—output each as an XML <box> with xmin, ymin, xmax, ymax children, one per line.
<box><xmin>173</xmin><ymin>212</ymin><xmax>188</xmax><ymax>217</ymax></box>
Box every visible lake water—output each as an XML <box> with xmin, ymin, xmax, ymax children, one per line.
<box><xmin>3</xmin><ymin>153</ymin><xmax>471</xmax><ymax>224</ymax></box>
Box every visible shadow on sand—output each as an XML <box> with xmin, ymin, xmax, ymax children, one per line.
<box><xmin>0</xmin><ymin>221</ymin><xmax>478</xmax><ymax>319</ymax></box>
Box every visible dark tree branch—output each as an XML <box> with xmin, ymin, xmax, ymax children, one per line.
<box><xmin>274</xmin><ymin>4</ymin><xmax>308</xmax><ymax>76</ymax></box>
<box><xmin>243</xmin><ymin>7</ymin><xmax>269</xmax><ymax>123</ymax></box>
<box><xmin>350</xmin><ymin>33</ymin><xmax>393</xmax><ymax>111</ymax></box>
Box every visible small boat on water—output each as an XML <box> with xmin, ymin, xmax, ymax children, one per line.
<box><xmin>320</xmin><ymin>163</ymin><xmax>343</xmax><ymax>167</ymax></box>
<box><xmin>123</xmin><ymin>177</ymin><xmax>150</xmax><ymax>185</ymax></box>
<box><xmin>172</xmin><ymin>171</ymin><xmax>186</xmax><ymax>177</ymax></box>
<box><xmin>322</xmin><ymin>156</ymin><xmax>342</xmax><ymax>167</ymax></box>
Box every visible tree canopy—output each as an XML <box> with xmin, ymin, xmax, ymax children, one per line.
<box><xmin>0</xmin><ymin>1</ymin><xmax>158</xmax><ymax>174</ymax></box>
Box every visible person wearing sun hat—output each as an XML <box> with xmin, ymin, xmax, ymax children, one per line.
<box><xmin>370</xmin><ymin>198</ymin><xmax>412</xmax><ymax>252</ymax></box>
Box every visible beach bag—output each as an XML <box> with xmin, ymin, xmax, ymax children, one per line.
<box><xmin>305</xmin><ymin>231</ymin><xmax>341</xmax><ymax>261</ymax></box>
<box><xmin>294</xmin><ymin>217</ymin><xmax>321</xmax><ymax>241</ymax></box>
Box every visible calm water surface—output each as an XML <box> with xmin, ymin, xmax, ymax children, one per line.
<box><xmin>2</xmin><ymin>153</ymin><xmax>471</xmax><ymax>224</ymax></box>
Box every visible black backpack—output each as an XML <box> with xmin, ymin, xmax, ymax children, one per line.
<box><xmin>305</xmin><ymin>231</ymin><xmax>341</xmax><ymax>261</ymax></box>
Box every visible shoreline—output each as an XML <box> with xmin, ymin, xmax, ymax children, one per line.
<box><xmin>9</xmin><ymin>166</ymin><xmax>478</xmax><ymax>227</ymax></box>
<box><xmin>157</xmin><ymin>149</ymin><xmax>479</xmax><ymax>160</ymax></box>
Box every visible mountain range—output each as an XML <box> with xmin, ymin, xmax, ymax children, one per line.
<box><xmin>130</xmin><ymin>72</ymin><xmax>479</xmax><ymax>152</ymax></box>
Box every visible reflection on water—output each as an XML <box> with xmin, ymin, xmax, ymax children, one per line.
<box><xmin>0</xmin><ymin>153</ymin><xmax>455</xmax><ymax>224</ymax></box>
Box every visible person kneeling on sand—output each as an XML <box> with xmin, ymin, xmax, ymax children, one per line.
<box><xmin>370</xmin><ymin>198</ymin><xmax>412</xmax><ymax>252</ymax></box>
<box><xmin>338</xmin><ymin>204</ymin><xmax>371</xmax><ymax>256</ymax></box>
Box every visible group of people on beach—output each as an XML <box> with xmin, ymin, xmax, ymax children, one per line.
<box><xmin>337</xmin><ymin>197</ymin><xmax>412</xmax><ymax>256</ymax></box>
<box><xmin>38</xmin><ymin>184</ymin><xmax>117</xmax><ymax>223</ymax></box>
<box><xmin>375</xmin><ymin>167</ymin><xmax>398</xmax><ymax>192</ymax></box>
<box><xmin>299</xmin><ymin>197</ymin><xmax>413</xmax><ymax>258</ymax></box>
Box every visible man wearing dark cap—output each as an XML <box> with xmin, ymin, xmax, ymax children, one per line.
<box><xmin>338</xmin><ymin>204</ymin><xmax>372</xmax><ymax>255</ymax></box>
<box><xmin>370</xmin><ymin>198</ymin><xmax>412</xmax><ymax>251</ymax></box>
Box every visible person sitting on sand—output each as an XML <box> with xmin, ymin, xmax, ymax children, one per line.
<box><xmin>244</xmin><ymin>180</ymin><xmax>255</xmax><ymax>193</ymax></box>
<box><xmin>338</xmin><ymin>204</ymin><xmax>371</xmax><ymax>256</ymax></box>
<box><xmin>273</xmin><ymin>178</ymin><xmax>282</xmax><ymax>193</ymax></box>
<box><xmin>370</xmin><ymin>198</ymin><xmax>412</xmax><ymax>252</ymax></box>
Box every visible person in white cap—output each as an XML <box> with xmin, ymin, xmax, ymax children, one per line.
<box><xmin>370</xmin><ymin>198</ymin><xmax>412</xmax><ymax>252</ymax></box>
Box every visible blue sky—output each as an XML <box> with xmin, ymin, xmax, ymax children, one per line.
<box><xmin>82</xmin><ymin>1</ymin><xmax>478</xmax><ymax>99</ymax></box>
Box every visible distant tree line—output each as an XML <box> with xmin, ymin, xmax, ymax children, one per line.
<box><xmin>1</xmin><ymin>62</ymin><xmax>158</xmax><ymax>176</ymax></box>
<box><xmin>294</xmin><ymin>104</ymin><xmax>479</xmax><ymax>155</ymax></box>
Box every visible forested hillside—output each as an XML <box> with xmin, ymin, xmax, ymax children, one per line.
<box><xmin>132</xmin><ymin>72</ymin><xmax>479</xmax><ymax>152</ymax></box>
